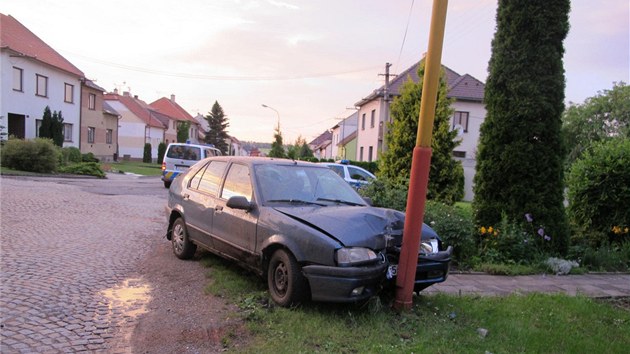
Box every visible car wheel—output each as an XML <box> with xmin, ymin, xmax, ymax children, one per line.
<box><xmin>171</xmin><ymin>218</ymin><xmax>196</xmax><ymax>259</ymax></box>
<box><xmin>267</xmin><ymin>249</ymin><xmax>307</xmax><ymax>307</ymax></box>
<box><xmin>164</xmin><ymin>181</ymin><xmax>172</xmax><ymax>188</ymax></box>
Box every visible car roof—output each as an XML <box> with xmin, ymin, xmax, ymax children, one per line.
<box><xmin>204</xmin><ymin>156</ymin><xmax>322</xmax><ymax>167</ymax></box>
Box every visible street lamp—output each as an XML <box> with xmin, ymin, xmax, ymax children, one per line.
<box><xmin>261</xmin><ymin>104</ymin><xmax>280</xmax><ymax>125</ymax></box>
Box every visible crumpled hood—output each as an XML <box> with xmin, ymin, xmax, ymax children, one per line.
<box><xmin>273</xmin><ymin>205</ymin><xmax>407</xmax><ymax>249</ymax></box>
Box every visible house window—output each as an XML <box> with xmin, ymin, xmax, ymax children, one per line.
<box><xmin>35</xmin><ymin>119</ymin><xmax>42</xmax><ymax>137</ymax></box>
<box><xmin>87</xmin><ymin>127</ymin><xmax>95</xmax><ymax>143</ymax></box>
<box><xmin>359</xmin><ymin>147</ymin><xmax>364</xmax><ymax>161</ymax></box>
<box><xmin>370</xmin><ymin>110</ymin><xmax>375</xmax><ymax>128</ymax></box>
<box><xmin>106</xmin><ymin>129</ymin><xmax>113</xmax><ymax>144</ymax></box>
<box><xmin>36</xmin><ymin>74</ymin><xmax>48</xmax><ymax>97</ymax></box>
<box><xmin>368</xmin><ymin>146</ymin><xmax>373</xmax><ymax>162</ymax></box>
<box><xmin>13</xmin><ymin>67</ymin><xmax>23</xmax><ymax>92</ymax></box>
<box><xmin>361</xmin><ymin>114</ymin><xmax>366</xmax><ymax>130</ymax></box>
<box><xmin>453</xmin><ymin>151</ymin><xmax>466</xmax><ymax>158</ymax></box>
<box><xmin>453</xmin><ymin>111</ymin><xmax>469</xmax><ymax>132</ymax></box>
<box><xmin>63</xmin><ymin>123</ymin><xmax>73</xmax><ymax>141</ymax></box>
<box><xmin>64</xmin><ymin>83</ymin><xmax>74</xmax><ymax>103</ymax></box>
<box><xmin>88</xmin><ymin>93</ymin><xmax>96</xmax><ymax>110</ymax></box>
<box><xmin>173</xmin><ymin>121</ymin><xmax>177</xmax><ymax>129</ymax></box>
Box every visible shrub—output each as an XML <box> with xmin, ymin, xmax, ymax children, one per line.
<box><xmin>358</xmin><ymin>176</ymin><xmax>408</xmax><ymax>212</ymax></box>
<box><xmin>61</xmin><ymin>146</ymin><xmax>82</xmax><ymax>164</ymax></box>
<box><xmin>157</xmin><ymin>142</ymin><xmax>167</xmax><ymax>164</ymax></box>
<box><xmin>0</xmin><ymin>138</ymin><xmax>59</xmax><ymax>173</ymax></box>
<box><xmin>143</xmin><ymin>143</ymin><xmax>152</xmax><ymax>163</ymax></box>
<box><xmin>81</xmin><ymin>152</ymin><xmax>99</xmax><ymax>163</ymax></box>
<box><xmin>569</xmin><ymin>241</ymin><xmax>630</xmax><ymax>272</ymax></box>
<box><xmin>477</xmin><ymin>213</ymin><xmax>548</xmax><ymax>264</ymax></box>
<box><xmin>57</xmin><ymin>162</ymin><xmax>105</xmax><ymax>178</ymax></box>
<box><xmin>423</xmin><ymin>201</ymin><xmax>475</xmax><ymax>265</ymax></box>
<box><xmin>567</xmin><ymin>138</ymin><xmax>630</xmax><ymax>247</ymax></box>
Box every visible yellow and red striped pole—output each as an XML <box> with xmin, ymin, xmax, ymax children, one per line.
<box><xmin>394</xmin><ymin>0</ymin><xmax>449</xmax><ymax>311</ymax></box>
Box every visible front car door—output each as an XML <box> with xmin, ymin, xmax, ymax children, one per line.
<box><xmin>184</xmin><ymin>160</ymin><xmax>227</xmax><ymax>249</ymax></box>
<box><xmin>211</xmin><ymin>163</ymin><xmax>259</xmax><ymax>265</ymax></box>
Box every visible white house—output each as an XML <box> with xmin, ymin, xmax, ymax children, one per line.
<box><xmin>354</xmin><ymin>61</ymin><xmax>486</xmax><ymax>201</ymax></box>
<box><xmin>1</xmin><ymin>14</ymin><xmax>83</xmax><ymax>146</ymax></box>
<box><xmin>104</xmin><ymin>91</ymin><xmax>166</xmax><ymax>160</ymax></box>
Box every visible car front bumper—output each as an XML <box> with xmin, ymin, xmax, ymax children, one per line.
<box><xmin>413</xmin><ymin>246</ymin><xmax>452</xmax><ymax>292</ymax></box>
<box><xmin>302</xmin><ymin>261</ymin><xmax>388</xmax><ymax>303</ymax></box>
<box><xmin>386</xmin><ymin>245</ymin><xmax>453</xmax><ymax>293</ymax></box>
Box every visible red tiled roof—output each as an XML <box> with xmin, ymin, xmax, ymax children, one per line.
<box><xmin>150</xmin><ymin>97</ymin><xmax>195</xmax><ymax>122</ymax></box>
<box><xmin>104</xmin><ymin>93</ymin><xmax>165</xmax><ymax>129</ymax></box>
<box><xmin>0</xmin><ymin>13</ymin><xmax>84</xmax><ymax>77</ymax></box>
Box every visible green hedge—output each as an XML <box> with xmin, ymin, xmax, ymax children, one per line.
<box><xmin>1</xmin><ymin>138</ymin><xmax>59</xmax><ymax>173</ymax></box>
<box><xmin>567</xmin><ymin>138</ymin><xmax>630</xmax><ymax>246</ymax></box>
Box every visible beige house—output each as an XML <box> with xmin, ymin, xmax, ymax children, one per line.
<box><xmin>80</xmin><ymin>80</ymin><xmax>119</xmax><ymax>161</ymax></box>
<box><xmin>354</xmin><ymin>61</ymin><xmax>486</xmax><ymax>201</ymax></box>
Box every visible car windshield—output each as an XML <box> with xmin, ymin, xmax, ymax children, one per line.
<box><xmin>254</xmin><ymin>164</ymin><xmax>367</xmax><ymax>206</ymax></box>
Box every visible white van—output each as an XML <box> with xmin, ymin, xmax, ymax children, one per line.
<box><xmin>161</xmin><ymin>143</ymin><xmax>221</xmax><ymax>188</ymax></box>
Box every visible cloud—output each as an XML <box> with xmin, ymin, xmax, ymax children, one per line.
<box><xmin>267</xmin><ymin>0</ymin><xmax>299</xmax><ymax>10</ymax></box>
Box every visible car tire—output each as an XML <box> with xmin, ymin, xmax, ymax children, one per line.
<box><xmin>171</xmin><ymin>218</ymin><xmax>196</xmax><ymax>260</ymax></box>
<box><xmin>164</xmin><ymin>181</ymin><xmax>171</xmax><ymax>188</ymax></box>
<box><xmin>267</xmin><ymin>249</ymin><xmax>307</xmax><ymax>307</ymax></box>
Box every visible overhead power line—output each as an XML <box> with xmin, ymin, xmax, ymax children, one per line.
<box><xmin>62</xmin><ymin>50</ymin><xmax>381</xmax><ymax>81</ymax></box>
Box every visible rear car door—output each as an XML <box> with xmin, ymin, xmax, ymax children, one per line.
<box><xmin>211</xmin><ymin>163</ymin><xmax>258</xmax><ymax>263</ymax></box>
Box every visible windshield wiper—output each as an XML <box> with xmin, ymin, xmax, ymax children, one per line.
<box><xmin>266</xmin><ymin>199</ymin><xmax>326</xmax><ymax>206</ymax></box>
<box><xmin>316</xmin><ymin>198</ymin><xmax>364</xmax><ymax>206</ymax></box>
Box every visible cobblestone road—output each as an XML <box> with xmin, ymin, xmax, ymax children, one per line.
<box><xmin>0</xmin><ymin>174</ymin><xmax>168</xmax><ymax>353</ymax></box>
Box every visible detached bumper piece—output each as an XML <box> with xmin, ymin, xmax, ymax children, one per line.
<box><xmin>414</xmin><ymin>246</ymin><xmax>452</xmax><ymax>292</ymax></box>
<box><xmin>302</xmin><ymin>261</ymin><xmax>388</xmax><ymax>303</ymax></box>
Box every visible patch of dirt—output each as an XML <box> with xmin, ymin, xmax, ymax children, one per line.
<box><xmin>599</xmin><ymin>297</ymin><xmax>630</xmax><ymax>312</ymax></box>
<box><xmin>130</xmin><ymin>241</ymin><xmax>250</xmax><ymax>353</ymax></box>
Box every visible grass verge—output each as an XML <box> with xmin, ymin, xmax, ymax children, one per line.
<box><xmin>101</xmin><ymin>161</ymin><xmax>163</xmax><ymax>176</ymax></box>
<box><xmin>200</xmin><ymin>252</ymin><xmax>630</xmax><ymax>353</ymax></box>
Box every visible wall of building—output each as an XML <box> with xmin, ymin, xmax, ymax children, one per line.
<box><xmin>355</xmin><ymin>99</ymin><xmax>382</xmax><ymax>162</ymax></box>
<box><xmin>1</xmin><ymin>51</ymin><xmax>81</xmax><ymax>146</ymax></box>
<box><xmin>451</xmin><ymin>100</ymin><xmax>486</xmax><ymax>159</ymax></box>
<box><xmin>80</xmin><ymin>86</ymin><xmax>118</xmax><ymax>161</ymax></box>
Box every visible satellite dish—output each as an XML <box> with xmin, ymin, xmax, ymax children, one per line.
<box><xmin>453</xmin><ymin>124</ymin><xmax>464</xmax><ymax>141</ymax></box>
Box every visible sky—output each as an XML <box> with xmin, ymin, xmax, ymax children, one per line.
<box><xmin>3</xmin><ymin>0</ymin><xmax>628</xmax><ymax>143</ymax></box>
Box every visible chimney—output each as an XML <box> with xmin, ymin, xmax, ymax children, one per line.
<box><xmin>171</xmin><ymin>94</ymin><xmax>176</xmax><ymax>102</ymax></box>
<box><xmin>123</xmin><ymin>91</ymin><xmax>130</xmax><ymax>97</ymax></box>
<box><xmin>114</xmin><ymin>88</ymin><xmax>119</xmax><ymax>94</ymax></box>
<box><xmin>134</xmin><ymin>95</ymin><xmax>138</xmax><ymax>99</ymax></box>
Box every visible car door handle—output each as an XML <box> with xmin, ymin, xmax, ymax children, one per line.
<box><xmin>215</xmin><ymin>205</ymin><xmax>223</xmax><ymax>212</ymax></box>
<box><xmin>183</xmin><ymin>193</ymin><xmax>190</xmax><ymax>200</ymax></box>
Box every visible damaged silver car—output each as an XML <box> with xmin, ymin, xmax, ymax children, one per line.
<box><xmin>165</xmin><ymin>157</ymin><xmax>452</xmax><ymax>307</ymax></box>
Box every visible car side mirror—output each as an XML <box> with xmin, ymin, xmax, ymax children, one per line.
<box><xmin>363</xmin><ymin>197</ymin><xmax>373</xmax><ymax>206</ymax></box>
<box><xmin>226</xmin><ymin>196</ymin><xmax>253</xmax><ymax>211</ymax></box>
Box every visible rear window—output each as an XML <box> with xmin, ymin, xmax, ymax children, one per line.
<box><xmin>167</xmin><ymin>145</ymin><xmax>202</xmax><ymax>161</ymax></box>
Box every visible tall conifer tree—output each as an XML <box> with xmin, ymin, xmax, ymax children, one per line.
<box><xmin>204</xmin><ymin>101</ymin><xmax>229</xmax><ymax>154</ymax></box>
<box><xmin>268</xmin><ymin>121</ymin><xmax>286</xmax><ymax>158</ymax></box>
<box><xmin>473</xmin><ymin>0</ymin><xmax>570</xmax><ymax>252</ymax></box>
<box><xmin>379</xmin><ymin>60</ymin><xmax>464</xmax><ymax>204</ymax></box>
